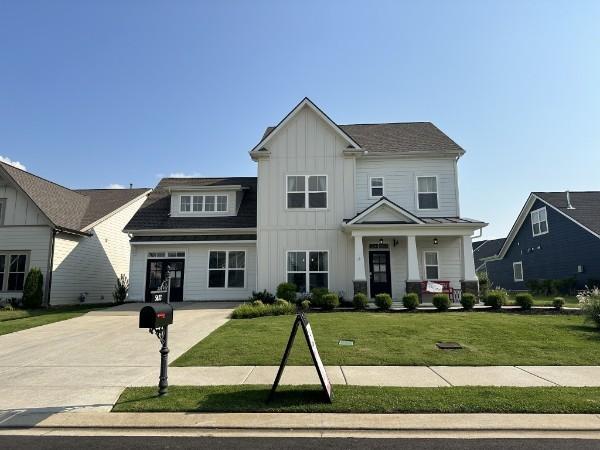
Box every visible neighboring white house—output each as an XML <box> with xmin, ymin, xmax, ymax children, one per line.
<box><xmin>0</xmin><ymin>161</ymin><xmax>150</xmax><ymax>305</ymax></box>
<box><xmin>125</xmin><ymin>98</ymin><xmax>485</xmax><ymax>302</ymax></box>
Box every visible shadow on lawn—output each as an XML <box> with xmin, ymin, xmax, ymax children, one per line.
<box><xmin>561</xmin><ymin>322</ymin><xmax>600</xmax><ymax>339</ymax></box>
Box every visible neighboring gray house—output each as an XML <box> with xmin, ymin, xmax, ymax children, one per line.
<box><xmin>0</xmin><ymin>161</ymin><xmax>149</xmax><ymax>305</ymax></box>
<box><xmin>473</xmin><ymin>238</ymin><xmax>506</xmax><ymax>273</ymax></box>
<box><xmin>125</xmin><ymin>98</ymin><xmax>486</xmax><ymax>302</ymax></box>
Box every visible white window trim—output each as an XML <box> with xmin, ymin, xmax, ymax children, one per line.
<box><xmin>416</xmin><ymin>175</ymin><xmax>439</xmax><ymax>211</ymax></box>
<box><xmin>0</xmin><ymin>251</ymin><xmax>30</xmax><ymax>292</ymax></box>
<box><xmin>179</xmin><ymin>194</ymin><xmax>228</xmax><ymax>214</ymax></box>
<box><xmin>530</xmin><ymin>206</ymin><xmax>549</xmax><ymax>237</ymax></box>
<box><xmin>423</xmin><ymin>250</ymin><xmax>439</xmax><ymax>280</ymax></box>
<box><xmin>369</xmin><ymin>177</ymin><xmax>385</xmax><ymax>198</ymax></box>
<box><xmin>207</xmin><ymin>249</ymin><xmax>247</xmax><ymax>289</ymax></box>
<box><xmin>147</xmin><ymin>251</ymin><xmax>186</xmax><ymax>259</ymax></box>
<box><xmin>285</xmin><ymin>175</ymin><xmax>328</xmax><ymax>210</ymax></box>
<box><xmin>513</xmin><ymin>261</ymin><xmax>524</xmax><ymax>282</ymax></box>
<box><xmin>286</xmin><ymin>250</ymin><xmax>330</xmax><ymax>292</ymax></box>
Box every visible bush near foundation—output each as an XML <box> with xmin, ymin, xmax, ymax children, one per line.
<box><xmin>276</xmin><ymin>282</ymin><xmax>297</xmax><ymax>303</ymax></box>
<box><xmin>402</xmin><ymin>293</ymin><xmax>419</xmax><ymax>310</ymax></box>
<box><xmin>484</xmin><ymin>289</ymin><xmax>508</xmax><ymax>310</ymax></box>
<box><xmin>352</xmin><ymin>293</ymin><xmax>369</xmax><ymax>310</ymax></box>
<box><xmin>460</xmin><ymin>293</ymin><xmax>476</xmax><ymax>311</ymax></box>
<box><xmin>375</xmin><ymin>293</ymin><xmax>393</xmax><ymax>310</ymax></box>
<box><xmin>22</xmin><ymin>268</ymin><xmax>44</xmax><ymax>309</ymax></box>
<box><xmin>515</xmin><ymin>293</ymin><xmax>534</xmax><ymax>310</ymax></box>
<box><xmin>321</xmin><ymin>293</ymin><xmax>339</xmax><ymax>311</ymax></box>
<box><xmin>432</xmin><ymin>294</ymin><xmax>450</xmax><ymax>311</ymax></box>
<box><xmin>231</xmin><ymin>300</ymin><xmax>296</xmax><ymax>319</ymax></box>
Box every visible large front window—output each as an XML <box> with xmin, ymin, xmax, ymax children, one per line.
<box><xmin>531</xmin><ymin>207</ymin><xmax>548</xmax><ymax>236</ymax></box>
<box><xmin>287</xmin><ymin>251</ymin><xmax>328</xmax><ymax>292</ymax></box>
<box><xmin>286</xmin><ymin>175</ymin><xmax>327</xmax><ymax>209</ymax></box>
<box><xmin>0</xmin><ymin>253</ymin><xmax>28</xmax><ymax>291</ymax></box>
<box><xmin>208</xmin><ymin>250</ymin><xmax>245</xmax><ymax>288</ymax></box>
<box><xmin>180</xmin><ymin>195</ymin><xmax>227</xmax><ymax>213</ymax></box>
<box><xmin>417</xmin><ymin>176</ymin><xmax>438</xmax><ymax>209</ymax></box>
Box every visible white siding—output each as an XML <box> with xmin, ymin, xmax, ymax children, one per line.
<box><xmin>355</xmin><ymin>158</ymin><xmax>459</xmax><ymax>216</ymax></box>
<box><xmin>256</xmin><ymin>105</ymin><xmax>355</xmax><ymax>295</ymax></box>
<box><xmin>50</xmin><ymin>195</ymin><xmax>147</xmax><ymax>305</ymax></box>
<box><xmin>0</xmin><ymin>177</ymin><xmax>48</xmax><ymax>226</ymax></box>
<box><xmin>128</xmin><ymin>243</ymin><xmax>257</xmax><ymax>301</ymax></box>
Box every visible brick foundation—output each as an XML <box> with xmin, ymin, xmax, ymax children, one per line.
<box><xmin>353</xmin><ymin>280</ymin><xmax>368</xmax><ymax>297</ymax></box>
<box><xmin>405</xmin><ymin>281</ymin><xmax>422</xmax><ymax>301</ymax></box>
<box><xmin>461</xmin><ymin>280</ymin><xmax>479</xmax><ymax>297</ymax></box>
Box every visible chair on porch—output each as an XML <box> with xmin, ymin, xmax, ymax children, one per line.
<box><xmin>420</xmin><ymin>281</ymin><xmax>462</xmax><ymax>304</ymax></box>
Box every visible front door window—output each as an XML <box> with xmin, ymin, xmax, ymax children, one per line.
<box><xmin>369</xmin><ymin>251</ymin><xmax>392</xmax><ymax>297</ymax></box>
<box><xmin>145</xmin><ymin>258</ymin><xmax>185</xmax><ymax>302</ymax></box>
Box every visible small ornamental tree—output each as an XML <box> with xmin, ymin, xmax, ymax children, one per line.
<box><xmin>22</xmin><ymin>267</ymin><xmax>44</xmax><ymax>309</ymax></box>
<box><xmin>113</xmin><ymin>274</ymin><xmax>129</xmax><ymax>304</ymax></box>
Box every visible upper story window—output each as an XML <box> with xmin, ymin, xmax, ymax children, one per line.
<box><xmin>370</xmin><ymin>177</ymin><xmax>384</xmax><ymax>197</ymax></box>
<box><xmin>286</xmin><ymin>175</ymin><xmax>327</xmax><ymax>209</ymax></box>
<box><xmin>180</xmin><ymin>195</ymin><xmax>227</xmax><ymax>213</ymax></box>
<box><xmin>531</xmin><ymin>207</ymin><xmax>548</xmax><ymax>236</ymax></box>
<box><xmin>417</xmin><ymin>176</ymin><xmax>438</xmax><ymax>210</ymax></box>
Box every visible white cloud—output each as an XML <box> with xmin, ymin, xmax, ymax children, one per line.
<box><xmin>0</xmin><ymin>156</ymin><xmax>27</xmax><ymax>171</ymax></box>
<box><xmin>106</xmin><ymin>183</ymin><xmax>125</xmax><ymax>189</ymax></box>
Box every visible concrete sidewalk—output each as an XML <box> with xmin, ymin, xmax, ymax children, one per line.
<box><xmin>132</xmin><ymin>365</ymin><xmax>600</xmax><ymax>387</ymax></box>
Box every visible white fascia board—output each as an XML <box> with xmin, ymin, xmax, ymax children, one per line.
<box><xmin>356</xmin><ymin>151</ymin><xmax>464</xmax><ymax>159</ymax></box>
<box><xmin>347</xmin><ymin>198</ymin><xmax>424</xmax><ymax>225</ymax></box>
<box><xmin>131</xmin><ymin>240</ymin><xmax>257</xmax><ymax>245</ymax></box>
<box><xmin>345</xmin><ymin>223</ymin><xmax>486</xmax><ymax>237</ymax></box>
<box><xmin>167</xmin><ymin>185</ymin><xmax>245</xmax><ymax>193</ymax></box>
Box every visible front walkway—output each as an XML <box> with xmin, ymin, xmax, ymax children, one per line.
<box><xmin>0</xmin><ymin>302</ymin><xmax>236</xmax><ymax>413</ymax></box>
<box><xmin>132</xmin><ymin>365</ymin><xmax>600</xmax><ymax>387</ymax></box>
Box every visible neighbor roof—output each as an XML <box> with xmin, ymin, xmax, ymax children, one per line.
<box><xmin>124</xmin><ymin>177</ymin><xmax>257</xmax><ymax>231</ymax></box>
<box><xmin>534</xmin><ymin>191</ymin><xmax>600</xmax><ymax>236</ymax></box>
<box><xmin>0</xmin><ymin>162</ymin><xmax>149</xmax><ymax>233</ymax></box>
<box><xmin>472</xmin><ymin>238</ymin><xmax>506</xmax><ymax>270</ymax></box>
<box><xmin>260</xmin><ymin>122</ymin><xmax>464</xmax><ymax>156</ymax></box>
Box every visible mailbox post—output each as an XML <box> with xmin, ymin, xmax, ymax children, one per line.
<box><xmin>139</xmin><ymin>303</ymin><xmax>173</xmax><ymax>396</ymax></box>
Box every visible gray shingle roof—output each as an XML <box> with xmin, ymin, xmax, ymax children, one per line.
<box><xmin>124</xmin><ymin>177</ymin><xmax>257</xmax><ymax>231</ymax></box>
<box><xmin>0</xmin><ymin>162</ymin><xmax>149</xmax><ymax>233</ymax></box>
<box><xmin>262</xmin><ymin>122</ymin><xmax>464</xmax><ymax>155</ymax></box>
<box><xmin>535</xmin><ymin>191</ymin><xmax>600</xmax><ymax>236</ymax></box>
<box><xmin>473</xmin><ymin>238</ymin><xmax>506</xmax><ymax>269</ymax></box>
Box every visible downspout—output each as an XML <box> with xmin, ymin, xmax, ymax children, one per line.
<box><xmin>45</xmin><ymin>228</ymin><xmax>57</xmax><ymax>307</ymax></box>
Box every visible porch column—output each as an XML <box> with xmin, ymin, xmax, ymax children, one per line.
<box><xmin>461</xmin><ymin>235</ymin><xmax>479</xmax><ymax>296</ymax></box>
<box><xmin>406</xmin><ymin>235</ymin><xmax>420</xmax><ymax>281</ymax></box>
<box><xmin>353</xmin><ymin>234</ymin><xmax>367</xmax><ymax>295</ymax></box>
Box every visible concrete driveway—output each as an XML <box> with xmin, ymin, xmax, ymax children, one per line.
<box><xmin>0</xmin><ymin>302</ymin><xmax>235</xmax><ymax>413</ymax></box>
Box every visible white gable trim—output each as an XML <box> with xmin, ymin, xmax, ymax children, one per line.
<box><xmin>249</xmin><ymin>97</ymin><xmax>362</xmax><ymax>155</ymax></box>
<box><xmin>345</xmin><ymin>198</ymin><xmax>424</xmax><ymax>226</ymax></box>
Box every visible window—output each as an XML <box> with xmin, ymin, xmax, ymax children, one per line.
<box><xmin>531</xmin><ymin>207</ymin><xmax>548</xmax><ymax>236</ymax></box>
<box><xmin>370</xmin><ymin>177</ymin><xmax>384</xmax><ymax>197</ymax></box>
<box><xmin>287</xmin><ymin>251</ymin><xmax>328</xmax><ymax>293</ymax></box>
<box><xmin>7</xmin><ymin>254</ymin><xmax>27</xmax><ymax>291</ymax></box>
<box><xmin>286</xmin><ymin>175</ymin><xmax>327</xmax><ymax>209</ymax></box>
<box><xmin>208</xmin><ymin>250</ymin><xmax>245</xmax><ymax>288</ymax></box>
<box><xmin>513</xmin><ymin>261</ymin><xmax>524</xmax><ymax>282</ymax></box>
<box><xmin>148</xmin><ymin>251</ymin><xmax>185</xmax><ymax>258</ymax></box>
<box><xmin>424</xmin><ymin>251</ymin><xmax>439</xmax><ymax>280</ymax></box>
<box><xmin>417</xmin><ymin>176</ymin><xmax>438</xmax><ymax>209</ymax></box>
<box><xmin>0</xmin><ymin>199</ymin><xmax>6</xmax><ymax>225</ymax></box>
<box><xmin>180</xmin><ymin>195</ymin><xmax>227</xmax><ymax>213</ymax></box>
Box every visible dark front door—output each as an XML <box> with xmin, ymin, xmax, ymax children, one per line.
<box><xmin>145</xmin><ymin>259</ymin><xmax>185</xmax><ymax>302</ymax></box>
<box><xmin>369</xmin><ymin>251</ymin><xmax>391</xmax><ymax>297</ymax></box>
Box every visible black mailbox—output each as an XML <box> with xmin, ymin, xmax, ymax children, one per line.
<box><xmin>139</xmin><ymin>304</ymin><xmax>173</xmax><ymax>329</ymax></box>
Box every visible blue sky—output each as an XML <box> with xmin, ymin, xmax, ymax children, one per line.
<box><xmin>1</xmin><ymin>0</ymin><xmax>599</xmax><ymax>238</ymax></box>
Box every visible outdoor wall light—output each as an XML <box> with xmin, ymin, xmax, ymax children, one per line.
<box><xmin>433</xmin><ymin>238</ymin><xmax>439</xmax><ymax>245</ymax></box>
<box><xmin>379</xmin><ymin>238</ymin><xmax>384</xmax><ymax>246</ymax></box>
<box><xmin>393</xmin><ymin>239</ymin><xmax>399</xmax><ymax>247</ymax></box>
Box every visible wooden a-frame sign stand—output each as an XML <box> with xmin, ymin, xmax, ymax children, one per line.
<box><xmin>267</xmin><ymin>313</ymin><xmax>333</xmax><ymax>403</ymax></box>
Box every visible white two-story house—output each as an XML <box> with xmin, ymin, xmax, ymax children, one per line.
<box><xmin>125</xmin><ymin>98</ymin><xmax>485</xmax><ymax>302</ymax></box>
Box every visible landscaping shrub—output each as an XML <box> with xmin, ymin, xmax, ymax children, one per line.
<box><xmin>374</xmin><ymin>293</ymin><xmax>392</xmax><ymax>310</ymax></box>
<box><xmin>22</xmin><ymin>267</ymin><xmax>43</xmax><ymax>309</ymax></box>
<box><xmin>320</xmin><ymin>293</ymin><xmax>339</xmax><ymax>311</ymax></box>
<box><xmin>484</xmin><ymin>289</ymin><xmax>507</xmax><ymax>310</ymax></box>
<box><xmin>402</xmin><ymin>293</ymin><xmax>419</xmax><ymax>311</ymax></box>
<box><xmin>352</xmin><ymin>292</ymin><xmax>369</xmax><ymax>310</ymax></box>
<box><xmin>300</xmin><ymin>299</ymin><xmax>311</xmax><ymax>311</ymax></box>
<box><xmin>231</xmin><ymin>300</ymin><xmax>296</xmax><ymax>319</ymax></box>
<box><xmin>432</xmin><ymin>294</ymin><xmax>450</xmax><ymax>311</ymax></box>
<box><xmin>578</xmin><ymin>287</ymin><xmax>600</xmax><ymax>329</ymax></box>
<box><xmin>477</xmin><ymin>271</ymin><xmax>489</xmax><ymax>298</ymax></box>
<box><xmin>276</xmin><ymin>282</ymin><xmax>297</xmax><ymax>303</ymax></box>
<box><xmin>525</xmin><ymin>279</ymin><xmax>541</xmax><ymax>295</ymax></box>
<box><xmin>248</xmin><ymin>289</ymin><xmax>276</xmax><ymax>304</ymax></box>
<box><xmin>310</xmin><ymin>287</ymin><xmax>330</xmax><ymax>308</ymax></box>
<box><xmin>274</xmin><ymin>298</ymin><xmax>289</xmax><ymax>306</ymax></box>
<box><xmin>515</xmin><ymin>292</ymin><xmax>534</xmax><ymax>310</ymax></box>
<box><xmin>553</xmin><ymin>297</ymin><xmax>565</xmax><ymax>310</ymax></box>
<box><xmin>251</xmin><ymin>300</ymin><xmax>264</xmax><ymax>307</ymax></box>
<box><xmin>112</xmin><ymin>274</ymin><xmax>129</xmax><ymax>304</ymax></box>
<box><xmin>460</xmin><ymin>293</ymin><xmax>476</xmax><ymax>311</ymax></box>
<box><xmin>587</xmin><ymin>279</ymin><xmax>600</xmax><ymax>289</ymax></box>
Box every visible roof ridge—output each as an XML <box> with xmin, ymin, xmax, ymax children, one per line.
<box><xmin>0</xmin><ymin>161</ymin><xmax>87</xmax><ymax>199</ymax></box>
<box><xmin>161</xmin><ymin>176</ymin><xmax>257</xmax><ymax>180</ymax></box>
<box><xmin>340</xmin><ymin>121</ymin><xmax>433</xmax><ymax>126</ymax></box>
<box><xmin>75</xmin><ymin>188</ymin><xmax>150</xmax><ymax>191</ymax></box>
<box><xmin>535</xmin><ymin>190</ymin><xmax>600</xmax><ymax>194</ymax></box>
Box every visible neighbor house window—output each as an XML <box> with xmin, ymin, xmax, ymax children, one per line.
<box><xmin>417</xmin><ymin>176</ymin><xmax>438</xmax><ymax>209</ymax></box>
<box><xmin>208</xmin><ymin>250</ymin><xmax>245</xmax><ymax>288</ymax></box>
<box><xmin>0</xmin><ymin>199</ymin><xmax>6</xmax><ymax>225</ymax></box>
<box><xmin>513</xmin><ymin>261</ymin><xmax>524</xmax><ymax>282</ymax></box>
<box><xmin>424</xmin><ymin>251</ymin><xmax>439</xmax><ymax>280</ymax></box>
<box><xmin>287</xmin><ymin>251</ymin><xmax>328</xmax><ymax>292</ymax></box>
<box><xmin>180</xmin><ymin>195</ymin><xmax>227</xmax><ymax>213</ymax></box>
<box><xmin>7</xmin><ymin>254</ymin><xmax>27</xmax><ymax>291</ymax></box>
<box><xmin>286</xmin><ymin>175</ymin><xmax>327</xmax><ymax>209</ymax></box>
<box><xmin>531</xmin><ymin>207</ymin><xmax>548</xmax><ymax>236</ymax></box>
<box><xmin>370</xmin><ymin>177</ymin><xmax>384</xmax><ymax>197</ymax></box>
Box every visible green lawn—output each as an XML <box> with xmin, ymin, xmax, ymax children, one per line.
<box><xmin>506</xmin><ymin>294</ymin><xmax>579</xmax><ymax>306</ymax></box>
<box><xmin>0</xmin><ymin>305</ymin><xmax>105</xmax><ymax>335</ymax></box>
<box><xmin>113</xmin><ymin>385</ymin><xmax>600</xmax><ymax>414</ymax></box>
<box><xmin>172</xmin><ymin>312</ymin><xmax>599</xmax><ymax>366</ymax></box>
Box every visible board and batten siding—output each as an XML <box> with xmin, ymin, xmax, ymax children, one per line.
<box><xmin>128</xmin><ymin>243</ymin><xmax>257</xmax><ymax>301</ymax></box>
<box><xmin>50</xmin><ymin>195</ymin><xmax>147</xmax><ymax>305</ymax></box>
<box><xmin>355</xmin><ymin>158</ymin><xmax>459</xmax><ymax>216</ymax></box>
<box><xmin>0</xmin><ymin>177</ymin><xmax>49</xmax><ymax>226</ymax></box>
<box><xmin>256</xmin><ymin>104</ymin><xmax>355</xmax><ymax>295</ymax></box>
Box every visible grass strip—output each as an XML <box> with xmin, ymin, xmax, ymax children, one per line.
<box><xmin>0</xmin><ymin>305</ymin><xmax>105</xmax><ymax>335</ymax></box>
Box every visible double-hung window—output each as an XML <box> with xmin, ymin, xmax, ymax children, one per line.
<box><xmin>0</xmin><ymin>199</ymin><xmax>6</xmax><ymax>224</ymax></box>
<box><xmin>513</xmin><ymin>261</ymin><xmax>524</xmax><ymax>282</ymax></box>
<box><xmin>208</xmin><ymin>250</ymin><xmax>245</xmax><ymax>288</ymax></box>
<box><xmin>531</xmin><ymin>207</ymin><xmax>548</xmax><ymax>236</ymax></box>
<box><xmin>424</xmin><ymin>251</ymin><xmax>439</xmax><ymax>280</ymax></box>
<box><xmin>287</xmin><ymin>251</ymin><xmax>328</xmax><ymax>293</ymax></box>
<box><xmin>0</xmin><ymin>253</ymin><xmax>28</xmax><ymax>291</ymax></box>
<box><xmin>417</xmin><ymin>176</ymin><xmax>438</xmax><ymax>209</ymax></box>
<box><xmin>286</xmin><ymin>175</ymin><xmax>327</xmax><ymax>209</ymax></box>
<box><xmin>370</xmin><ymin>177</ymin><xmax>384</xmax><ymax>197</ymax></box>
<box><xmin>180</xmin><ymin>195</ymin><xmax>227</xmax><ymax>213</ymax></box>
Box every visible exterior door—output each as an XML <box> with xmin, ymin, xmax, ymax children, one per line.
<box><xmin>145</xmin><ymin>259</ymin><xmax>185</xmax><ymax>302</ymax></box>
<box><xmin>369</xmin><ymin>251</ymin><xmax>392</xmax><ymax>297</ymax></box>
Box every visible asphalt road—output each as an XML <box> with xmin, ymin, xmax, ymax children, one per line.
<box><xmin>0</xmin><ymin>437</ymin><xmax>598</xmax><ymax>449</ymax></box>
